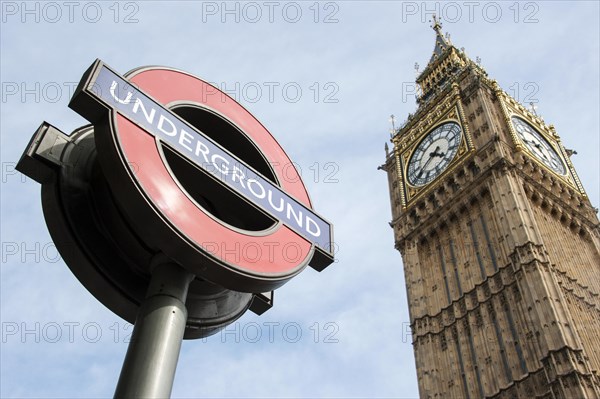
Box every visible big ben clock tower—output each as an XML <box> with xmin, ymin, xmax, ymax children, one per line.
<box><xmin>382</xmin><ymin>18</ymin><xmax>600</xmax><ymax>398</ymax></box>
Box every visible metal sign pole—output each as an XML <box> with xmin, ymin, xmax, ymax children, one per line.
<box><xmin>114</xmin><ymin>262</ymin><xmax>194</xmax><ymax>398</ymax></box>
<box><xmin>18</xmin><ymin>60</ymin><xmax>334</xmax><ymax>398</ymax></box>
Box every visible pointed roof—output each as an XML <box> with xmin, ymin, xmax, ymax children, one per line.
<box><xmin>416</xmin><ymin>15</ymin><xmax>467</xmax><ymax>86</ymax></box>
<box><xmin>429</xmin><ymin>15</ymin><xmax>451</xmax><ymax>63</ymax></box>
<box><xmin>414</xmin><ymin>17</ymin><xmax>481</xmax><ymax>105</ymax></box>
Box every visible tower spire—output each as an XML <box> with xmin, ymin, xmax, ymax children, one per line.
<box><xmin>429</xmin><ymin>14</ymin><xmax>451</xmax><ymax>62</ymax></box>
<box><xmin>431</xmin><ymin>14</ymin><xmax>443</xmax><ymax>35</ymax></box>
<box><xmin>415</xmin><ymin>18</ymin><xmax>476</xmax><ymax>103</ymax></box>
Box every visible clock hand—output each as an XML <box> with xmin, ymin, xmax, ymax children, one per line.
<box><xmin>524</xmin><ymin>137</ymin><xmax>543</xmax><ymax>151</ymax></box>
<box><xmin>532</xmin><ymin>142</ymin><xmax>551</xmax><ymax>160</ymax></box>
<box><xmin>429</xmin><ymin>146</ymin><xmax>441</xmax><ymax>157</ymax></box>
<box><xmin>417</xmin><ymin>157</ymin><xmax>434</xmax><ymax>178</ymax></box>
<box><xmin>417</xmin><ymin>146</ymin><xmax>440</xmax><ymax>177</ymax></box>
<box><xmin>523</xmin><ymin>139</ymin><xmax>546</xmax><ymax>157</ymax></box>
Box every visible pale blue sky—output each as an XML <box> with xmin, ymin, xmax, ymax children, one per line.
<box><xmin>1</xmin><ymin>1</ymin><xmax>598</xmax><ymax>398</ymax></box>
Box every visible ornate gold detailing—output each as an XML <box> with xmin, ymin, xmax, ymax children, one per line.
<box><xmin>496</xmin><ymin>90</ymin><xmax>585</xmax><ymax>194</ymax></box>
<box><xmin>395</xmin><ymin>147</ymin><xmax>407</xmax><ymax>207</ymax></box>
<box><xmin>383</xmin><ymin>25</ymin><xmax>600</xmax><ymax>399</ymax></box>
<box><xmin>396</xmin><ymin>99</ymin><xmax>475</xmax><ymax>208</ymax></box>
<box><xmin>547</xmin><ymin>125</ymin><xmax>587</xmax><ymax>197</ymax></box>
<box><xmin>455</xmin><ymin>91</ymin><xmax>474</xmax><ymax>150</ymax></box>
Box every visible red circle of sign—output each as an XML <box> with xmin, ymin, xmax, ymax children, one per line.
<box><xmin>113</xmin><ymin>68</ymin><xmax>314</xmax><ymax>277</ymax></box>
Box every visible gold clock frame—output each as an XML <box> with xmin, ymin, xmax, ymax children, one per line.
<box><xmin>494</xmin><ymin>87</ymin><xmax>586</xmax><ymax>195</ymax></box>
<box><xmin>394</xmin><ymin>91</ymin><xmax>475</xmax><ymax>208</ymax></box>
<box><xmin>510</xmin><ymin>115</ymin><xmax>567</xmax><ymax>175</ymax></box>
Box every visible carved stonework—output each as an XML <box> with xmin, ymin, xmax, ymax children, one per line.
<box><xmin>383</xmin><ymin>24</ymin><xmax>600</xmax><ymax>399</ymax></box>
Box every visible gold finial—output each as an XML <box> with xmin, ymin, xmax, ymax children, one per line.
<box><xmin>529</xmin><ymin>102</ymin><xmax>538</xmax><ymax>116</ymax></box>
<box><xmin>431</xmin><ymin>14</ymin><xmax>442</xmax><ymax>34</ymax></box>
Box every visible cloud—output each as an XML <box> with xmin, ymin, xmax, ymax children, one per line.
<box><xmin>1</xmin><ymin>2</ymin><xmax>598</xmax><ymax>398</ymax></box>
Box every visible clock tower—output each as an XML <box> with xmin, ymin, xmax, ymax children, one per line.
<box><xmin>382</xmin><ymin>19</ymin><xmax>600</xmax><ymax>398</ymax></box>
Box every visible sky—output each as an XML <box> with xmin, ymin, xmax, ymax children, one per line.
<box><xmin>1</xmin><ymin>1</ymin><xmax>599</xmax><ymax>398</ymax></box>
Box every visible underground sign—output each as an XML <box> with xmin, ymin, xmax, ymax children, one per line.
<box><xmin>66</xmin><ymin>60</ymin><xmax>334</xmax><ymax>292</ymax></box>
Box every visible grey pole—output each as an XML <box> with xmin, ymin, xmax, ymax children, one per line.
<box><xmin>114</xmin><ymin>262</ymin><xmax>195</xmax><ymax>398</ymax></box>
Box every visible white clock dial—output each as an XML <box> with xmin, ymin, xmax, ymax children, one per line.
<box><xmin>407</xmin><ymin>122</ymin><xmax>462</xmax><ymax>187</ymax></box>
<box><xmin>511</xmin><ymin>116</ymin><xmax>566</xmax><ymax>175</ymax></box>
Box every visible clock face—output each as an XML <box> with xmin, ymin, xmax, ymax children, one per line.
<box><xmin>407</xmin><ymin>122</ymin><xmax>462</xmax><ymax>187</ymax></box>
<box><xmin>511</xmin><ymin>116</ymin><xmax>566</xmax><ymax>175</ymax></box>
